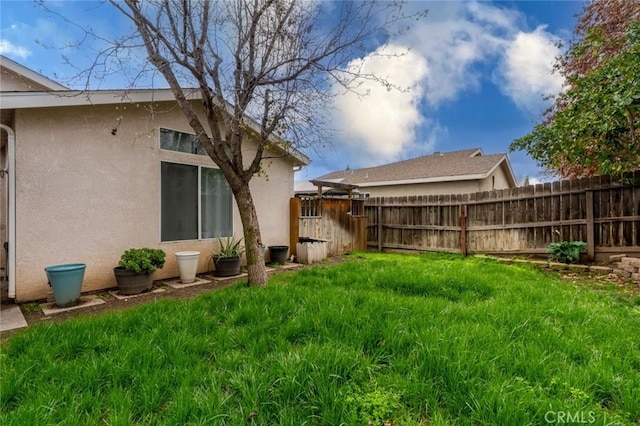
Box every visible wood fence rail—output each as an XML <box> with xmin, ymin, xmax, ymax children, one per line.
<box><xmin>365</xmin><ymin>171</ymin><xmax>640</xmax><ymax>261</ymax></box>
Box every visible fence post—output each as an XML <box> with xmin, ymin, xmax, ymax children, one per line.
<box><xmin>460</xmin><ymin>204</ymin><xmax>468</xmax><ymax>256</ymax></box>
<box><xmin>290</xmin><ymin>198</ymin><xmax>301</xmax><ymax>257</ymax></box>
<box><xmin>377</xmin><ymin>205</ymin><xmax>383</xmax><ymax>252</ymax></box>
<box><xmin>585</xmin><ymin>190</ymin><xmax>595</xmax><ymax>261</ymax></box>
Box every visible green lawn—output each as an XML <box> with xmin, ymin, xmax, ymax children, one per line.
<box><xmin>2</xmin><ymin>252</ymin><xmax>639</xmax><ymax>425</ymax></box>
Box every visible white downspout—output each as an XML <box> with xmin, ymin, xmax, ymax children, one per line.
<box><xmin>1</xmin><ymin>124</ymin><xmax>16</xmax><ymax>299</ymax></box>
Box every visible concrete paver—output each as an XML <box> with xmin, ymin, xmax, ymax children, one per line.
<box><xmin>40</xmin><ymin>295</ymin><xmax>105</xmax><ymax>316</ymax></box>
<box><xmin>0</xmin><ymin>304</ymin><xmax>28</xmax><ymax>332</ymax></box>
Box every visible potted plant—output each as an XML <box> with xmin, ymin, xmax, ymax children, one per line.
<box><xmin>114</xmin><ymin>248</ymin><xmax>166</xmax><ymax>295</ymax></box>
<box><xmin>211</xmin><ymin>236</ymin><xmax>244</xmax><ymax>277</ymax></box>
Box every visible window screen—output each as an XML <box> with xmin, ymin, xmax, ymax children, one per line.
<box><xmin>161</xmin><ymin>162</ymin><xmax>233</xmax><ymax>241</ymax></box>
<box><xmin>201</xmin><ymin>167</ymin><xmax>233</xmax><ymax>238</ymax></box>
<box><xmin>161</xmin><ymin>162</ymin><xmax>198</xmax><ymax>241</ymax></box>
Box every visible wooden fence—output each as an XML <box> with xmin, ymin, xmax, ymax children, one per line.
<box><xmin>365</xmin><ymin>171</ymin><xmax>640</xmax><ymax>261</ymax></box>
<box><xmin>290</xmin><ymin>197</ymin><xmax>367</xmax><ymax>257</ymax></box>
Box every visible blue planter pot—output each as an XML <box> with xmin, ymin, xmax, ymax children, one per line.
<box><xmin>45</xmin><ymin>263</ymin><xmax>86</xmax><ymax>307</ymax></box>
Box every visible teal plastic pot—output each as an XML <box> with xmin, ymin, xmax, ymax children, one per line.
<box><xmin>45</xmin><ymin>263</ymin><xmax>86</xmax><ymax>307</ymax></box>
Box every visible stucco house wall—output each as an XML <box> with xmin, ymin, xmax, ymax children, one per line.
<box><xmin>13</xmin><ymin>101</ymin><xmax>295</xmax><ymax>301</ymax></box>
<box><xmin>479</xmin><ymin>164</ymin><xmax>512</xmax><ymax>192</ymax></box>
<box><xmin>362</xmin><ymin>179</ymin><xmax>482</xmax><ymax>198</ymax></box>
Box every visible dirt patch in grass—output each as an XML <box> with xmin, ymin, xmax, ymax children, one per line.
<box><xmin>557</xmin><ymin>271</ymin><xmax>640</xmax><ymax>301</ymax></box>
<box><xmin>485</xmin><ymin>253</ymin><xmax>640</xmax><ymax>300</ymax></box>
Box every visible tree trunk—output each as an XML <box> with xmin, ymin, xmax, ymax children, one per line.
<box><xmin>232</xmin><ymin>184</ymin><xmax>268</xmax><ymax>286</ymax></box>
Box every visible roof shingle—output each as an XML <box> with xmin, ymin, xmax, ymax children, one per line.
<box><xmin>316</xmin><ymin>148</ymin><xmax>509</xmax><ymax>185</ymax></box>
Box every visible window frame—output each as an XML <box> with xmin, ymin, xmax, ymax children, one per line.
<box><xmin>159</xmin><ymin>127</ymin><xmax>233</xmax><ymax>242</ymax></box>
<box><xmin>159</xmin><ymin>126</ymin><xmax>209</xmax><ymax>156</ymax></box>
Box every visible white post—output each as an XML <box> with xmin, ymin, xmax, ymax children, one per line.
<box><xmin>1</xmin><ymin>124</ymin><xmax>16</xmax><ymax>299</ymax></box>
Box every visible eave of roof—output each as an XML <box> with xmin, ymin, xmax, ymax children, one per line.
<box><xmin>357</xmin><ymin>172</ymin><xmax>492</xmax><ymax>187</ymax></box>
<box><xmin>1</xmin><ymin>88</ymin><xmax>310</xmax><ymax>166</ymax></box>
<box><xmin>0</xmin><ymin>88</ymin><xmax>199</xmax><ymax>109</ymax></box>
<box><xmin>0</xmin><ymin>55</ymin><xmax>69</xmax><ymax>91</ymax></box>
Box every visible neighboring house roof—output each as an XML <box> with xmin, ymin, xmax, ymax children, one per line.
<box><xmin>316</xmin><ymin>148</ymin><xmax>517</xmax><ymax>188</ymax></box>
<box><xmin>0</xmin><ymin>55</ymin><xmax>69</xmax><ymax>91</ymax></box>
<box><xmin>0</xmin><ymin>56</ymin><xmax>310</xmax><ymax>166</ymax></box>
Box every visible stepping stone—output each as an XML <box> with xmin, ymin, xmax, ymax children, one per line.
<box><xmin>0</xmin><ymin>304</ymin><xmax>28</xmax><ymax>332</ymax></box>
<box><xmin>41</xmin><ymin>295</ymin><xmax>105</xmax><ymax>316</ymax></box>
<box><xmin>163</xmin><ymin>277</ymin><xmax>212</xmax><ymax>289</ymax></box>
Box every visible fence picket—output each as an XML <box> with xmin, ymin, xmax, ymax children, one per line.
<box><xmin>361</xmin><ymin>173</ymin><xmax>640</xmax><ymax>260</ymax></box>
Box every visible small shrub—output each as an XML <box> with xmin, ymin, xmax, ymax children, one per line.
<box><xmin>118</xmin><ymin>248</ymin><xmax>166</xmax><ymax>274</ymax></box>
<box><xmin>547</xmin><ymin>241</ymin><xmax>587</xmax><ymax>264</ymax></box>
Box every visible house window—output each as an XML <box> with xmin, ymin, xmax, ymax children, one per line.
<box><xmin>160</xmin><ymin>128</ymin><xmax>207</xmax><ymax>156</ymax></box>
<box><xmin>161</xmin><ymin>162</ymin><xmax>232</xmax><ymax>241</ymax></box>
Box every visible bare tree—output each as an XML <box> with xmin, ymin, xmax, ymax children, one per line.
<box><xmin>90</xmin><ymin>0</ymin><xmax>423</xmax><ymax>285</ymax></box>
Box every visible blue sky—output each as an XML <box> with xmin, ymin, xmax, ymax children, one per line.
<box><xmin>0</xmin><ymin>1</ymin><xmax>586</xmax><ymax>183</ymax></box>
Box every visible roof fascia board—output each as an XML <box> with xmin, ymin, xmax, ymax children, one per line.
<box><xmin>0</xmin><ymin>89</ymin><xmax>199</xmax><ymax>109</ymax></box>
<box><xmin>485</xmin><ymin>155</ymin><xmax>518</xmax><ymax>187</ymax></box>
<box><xmin>358</xmin><ymin>173</ymin><xmax>488</xmax><ymax>187</ymax></box>
<box><xmin>503</xmin><ymin>158</ymin><xmax>518</xmax><ymax>187</ymax></box>
<box><xmin>482</xmin><ymin>155</ymin><xmax>505</xmax><ymax>179</ymax></box>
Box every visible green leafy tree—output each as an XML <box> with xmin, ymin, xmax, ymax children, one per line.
<box><xmin>511</xmin><ymin>1</ymin><xmax>640</xmax><ymax>178</ymax></box>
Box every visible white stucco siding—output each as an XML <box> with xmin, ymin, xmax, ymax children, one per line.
<box><xmin>365</xmin><ymin>179</ymin><xmax>483</xmax><ymax>198</ymax></box>
<box><xmin>248</xmin><ymin>154</ymin><xmax>294</xmax><ymax>248</ymax></box>
<box><xmin>13</xmin><ymin>102</ymin><xmax>295</xmax><ymax>301</ymax></box>
<box><xmin>479</xmin><ymin>164</ymin><xmax>512</xmax><ymax>192</ymax></box>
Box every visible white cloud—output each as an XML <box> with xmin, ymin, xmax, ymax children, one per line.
<box><xmin>398</xmin><ymin>2</ymin><xmax>565</xmax><ymax>113</ymax></box>
<box><xmin>498</xmin><ymin>26</ymin><xmax>564</xmax><ymax>113</ymax></box>
<box><xmin>465</xmin><ymin>1</ymin><xmax>520</xmax><ymax>31</ymax></box>
<box><xmin>398</xmin><ymin>2</ymin><xmax>513</xmax><ymax>106</ymax></box>
<box><xmin>333</xmin><ymin>44</ymin><xmax>429</xmax><ymax>164</ymax></box>
<box><xmin>319</xmin><ymin>1</ymin><xmax>571</xmax><ymax>174</ymax></box>
<box><xmin>0</xmin><ymin>39</ymin><xmax>30</xmax><ymax>59</ymax></box>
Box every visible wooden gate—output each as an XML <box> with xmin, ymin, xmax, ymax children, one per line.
<box><xmin>290</xmin><ymin>197</ymin><xmax>367</xmax><ymax>257</ymax></box>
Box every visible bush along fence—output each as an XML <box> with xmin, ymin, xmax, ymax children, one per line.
<box><xmin>364</xmin><ymin>171</ymin><xmax>640</xmax><ymax>262</ymax></box>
